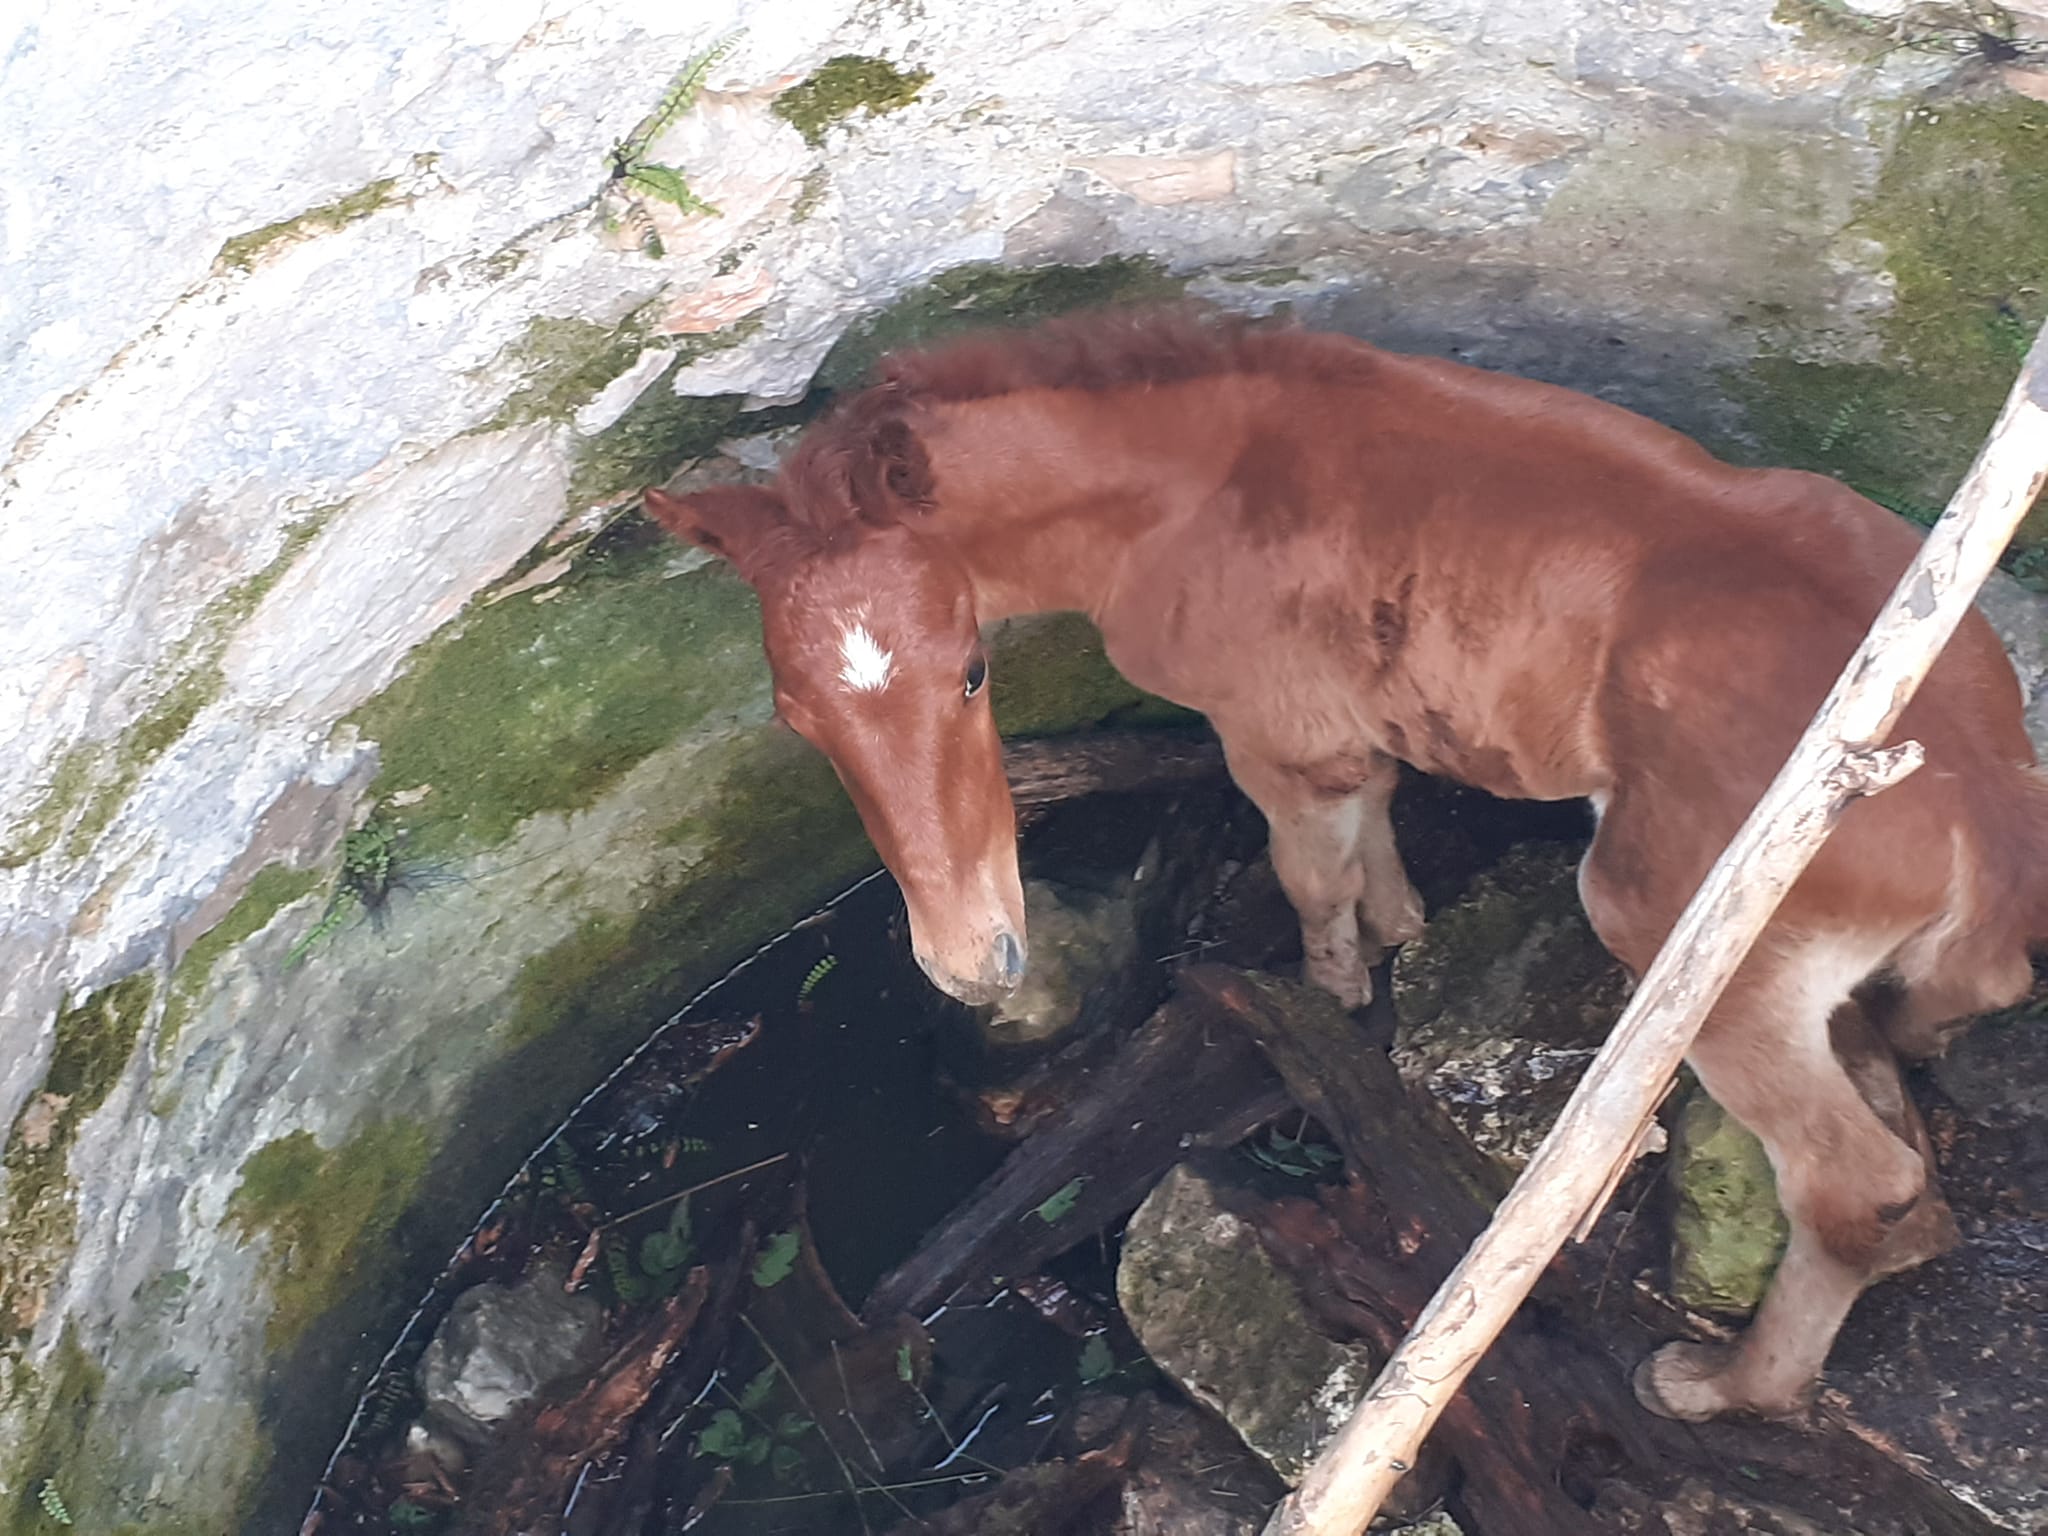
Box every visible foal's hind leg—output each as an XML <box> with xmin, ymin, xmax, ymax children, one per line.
<box><xmin>1223</xmin><ymin>746</ymin><xmax>1423</xmax><ymax>1008</ymax></box>
<box><xmin>1634</xmin><ymin>944</ymin><xmax>1956</xmax><ymax>1421</ymax></box>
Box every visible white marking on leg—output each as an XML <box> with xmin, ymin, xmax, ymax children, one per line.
<box><xmin>837</xmin><ymin>622</ymin><xmax>894</xmax><ymax>692</ymax></box>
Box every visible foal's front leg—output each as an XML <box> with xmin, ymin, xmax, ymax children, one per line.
<box><xmin>1225</xmin><ymin>746</ymin><xmax>1424</xmax><ymax>1008</ymax></box>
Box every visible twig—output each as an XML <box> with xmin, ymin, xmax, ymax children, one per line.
<box><xmin>1264</xmin><ymin>319</ymin><xmax>2048</xmax><ymax>1536</ymax></box>
<box><xmin>597</xmin><ymin>1152</ymin><xmax>790</xmax><ymax>1233</ymax></box>
<box><xmin>717</xmin><ymin>1471</ymin><xmax>994</xmax><ymax>1506</ymax></box>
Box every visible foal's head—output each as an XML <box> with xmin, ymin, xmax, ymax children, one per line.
<box><xmin>644</xmin><ymin>482</ymin><xmax>1027</xmax><ymax>1005</ymax></box>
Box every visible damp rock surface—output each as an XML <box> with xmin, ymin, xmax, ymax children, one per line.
<box><xmin>416</xmin><ymin>1264</ymin><xmax>607</xmax><ymax>1451</ymax></box>
<box><xmin>1390</xmin><ymin>843</ymin><xmax>1628</xmax><ymax>1172</ymax></box>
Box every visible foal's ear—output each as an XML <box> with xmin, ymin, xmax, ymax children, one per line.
<box><xmin>643</xmin><ymin>485</ymin><xmax>789</xmax><ymax>577</ymax></box>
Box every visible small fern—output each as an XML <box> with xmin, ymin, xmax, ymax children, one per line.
<box><xmin>1814</xmin><ymin>399</ymin><xmax>1858</xmax><ymax>456</ymax></box>
<box><xmin>286</xmin><ymin>821</ymin><xmax>401</xmax><ymax>966</ymax></box>
<box><xmin>620</xmin><ymin>32</ymin><xmax>744</xmax><ymax>164</ymax></box>
<box><xmin>797</xmin><ymin>954</ymin><xmax>839</xmax><ymax>1002</ymax></box>
<box><xmin>603</xmin><ymin>29</ymin><xmax>744</xmax><ymax>247</ymax></box>
<box><xmin>36</xmin><ymin>1482</ymin><xmax>71</xmax><ymax>1527</ymax></box>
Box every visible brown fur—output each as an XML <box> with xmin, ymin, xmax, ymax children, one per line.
<box><xmin>646</xmin><ymin>306</ymin><xmax>2048</xmax><ymax>1422</ymax></box>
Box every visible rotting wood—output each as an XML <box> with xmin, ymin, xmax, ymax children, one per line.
<box><xmin>1264</xmin><ymin>319</ymin><xmax>2048</xmax><ymax>1536</ymax></box>
<box><xmin>1003</xmin><ymin>727</ymin><xmax>1225</xmax><ymax>810</ymax></box>
<box><xmin>859</xmin><ymin>976</ymin><xmax>1293</xmax><ymax>1326</ymax></box>
<box><xmin>1186</xmin><ymin>966</ymin><xmax>1998</xmax><ymax>1536</ymax></box>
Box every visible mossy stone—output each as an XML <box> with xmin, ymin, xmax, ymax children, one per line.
<box><xmin>159</xmin><ymin>865</ymin><xmax>322</xmax><ymax>1063</ymax></box>
<box><xmin>813</xmin><ymin>258</ymin><xmax>1184</xmax><ymax>393</ymax></box>
<box><xmin>227</xmin><ymin>1121</ymin><xmax>433</xmax><ymax>1351</ymax></box>
<box><xmin>349</xmin><ymin>526</ymin><xmax>774</xmax><ymax>861</ymax></box>
<box><xmin>1731</xmin><ymin>96</ymin><xmax>2048</xmax><ymax>561</ymax></box>
<box><xmin>214</xmin><ymin>176</ymin><xmax>401</xmax><ymax>273</ymax></box>
<box><xmin>1668</xmin><ymin>1087</ymin><xmax>1789</xmax><ymax>1316</ymax></box>
<box><xmin>771</xmin><ymin>55</ymin><xmax>932</xmax><ymax>148</ymax></box>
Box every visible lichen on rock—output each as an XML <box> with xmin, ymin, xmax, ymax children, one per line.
<box><xmin>1667</xmin><ymin>1086</ymin><xmax>1789</xmax><ymax>1316</ymax></box>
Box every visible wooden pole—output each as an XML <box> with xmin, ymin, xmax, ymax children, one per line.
<box><xmin>1263</xmin><ymin>319</ymin><xmax>2048</xmax><ymax>1536</ymax></box>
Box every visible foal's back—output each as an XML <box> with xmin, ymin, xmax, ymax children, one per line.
<box><xmin>1109</xmin><ymin>333</ymin><xmax>2047</xmax><ymax>962</ymax></box>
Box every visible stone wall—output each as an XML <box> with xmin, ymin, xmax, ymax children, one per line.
<box><xmin>2</xmin><ymin>0</ymin><xmax>2044</xmax><ymax>1529</ymax></box>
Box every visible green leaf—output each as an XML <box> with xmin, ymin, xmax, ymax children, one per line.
<box><xmin>895</xmin><ymin>1341</ymin><xmax>914</xmax><ymax>1382</ymax></box>
<box><xmin>739</xmin><ymin>1432</ymin><xmax>773</xmax><ymax>1465</ymax></box>
<box><xmin>696</xmin><ymin>1407</ymin><xmax>751</xmax><ymax>1459</ymax></box>
<box><xmin>624</xmin><ymin>163</ymin><xmax>717</xmax><ymax>215</ymax></box>
<box><xmin>775</xmin><ymin>1411</ymin><xmax>814</xmax><ymax>1440</ymax></box>
<box><xmin>737</xmin><ymin>1363</ymin><xmax>778</xmax><ymax>1413</ymax></box>
<box><xmin>753</xmin><ymin>1229</ymin><xmax>800</xmax><ymax>1287</ymax></box>
<box><xmin>1034</xmin><ymin>1177</ymin><xmax>1087</xmax><ymax>1225</ymax></box>
<box><xmin>770</xmin><ymin>1443</ymin><xmax>806</xmax><ymax>1484</ymax></box>
<box><xmin>1077</xmin><ymin>1334</ymin><xmax>1115</xmax><ymax>1384</ymax></box>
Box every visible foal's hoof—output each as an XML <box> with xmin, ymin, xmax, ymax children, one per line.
<box><xmin>1304</xmin><ymin>955</ymin><xmax>1372</xmax><ymax>1010</ymax></box>
<box><xmin>1634</xmin><ymin>1343</ymin><xmax>1738</xmax><ymax>1422</ymax></box>
<box><xmin>1633</xmin><ymin>1343</ymin><xmax>1806</xmax><ymax>1424</ymax></box>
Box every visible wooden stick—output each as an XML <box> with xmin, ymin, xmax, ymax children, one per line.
<box><xmin>1263</xmin><ymin>319</ymin><xmax>2048</xmax><ymax>1536</ymax></box>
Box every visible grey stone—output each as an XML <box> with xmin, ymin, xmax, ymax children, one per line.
<box><xmin>417</xmin><ymin>1263</ymin><xmax>606</xmax><ymax>1451</ymax></box>
<box><xmin>1117</xmin><ymin>1164</ymin><xmax>1378</xmax><ymax>1486</ymax></box>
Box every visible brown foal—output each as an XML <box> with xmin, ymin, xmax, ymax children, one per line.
<box><xmin>644</xmin><ymin>307</ymin><xmax>2048</xmax><ymax>1424</ymax></box>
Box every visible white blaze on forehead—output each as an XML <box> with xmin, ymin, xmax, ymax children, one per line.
<box><xmin>837</xmin><ymin>621</ymin><xmax>894</xmax><ymax>692</ymax></box>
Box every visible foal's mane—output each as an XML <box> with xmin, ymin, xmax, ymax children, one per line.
<box><xmin>770</xmin><ymin>305</ymin><xmax>1350</xmax><ymax>566</ymax></box>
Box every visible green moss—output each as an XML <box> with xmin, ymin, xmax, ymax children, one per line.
<box><xmin>0</xmin><ymin>743</ymin><xmax>98</xmax><ymax>870</ymax></box>
<box><xmin>789</xmin><ymin>166</ymin><xmax>831</xmax><ymax>223</ymax></box>
<box><xmin>350</xmin><ymin>527</ymin><xmax>773</xmax><ymax>860</ymax></box>
<box><xmin>42</xmin><ymin>975</ymin><xmax>153</xmax><ymax>1122</ymax></box>
<box><xmin>215</xmin><ymin>177</ymin><xmax>401</xmax><ymax>273</ymax></box>
<box><xmin>508</xmin><ymin>726</ymin><xmax>870</xmax><ymax>1048</ymax></box>
<box><xmin>1</xmin><ymin>974</ymin><xmax>152</xmax><ymax>1343</ymax></box>
<box><xmin>227</xmin><ymin>1120</ymin><xmax>432</xmax><ymax>1351</ymax></box>
<box><xmin>566</xmin><ymin>367</ymin><xmax>744</xmax><ymax>510</ymax></box>
<box><xmin>4</xmin><ymin>1323</ymin><xmax>103</xmax><ymax>1533</ymax></box>
<box><xmin>480</xmin><ymin>312</ymin><xmax>656</xmax><ymax>433</ymax></box>
<box><xmin>159</xmin><ymin>866</ymin><xmax>322</xmax><ymax>1064</ymax></box>
<box><xmin>1669</xmin><ymin>1086</ymin><xmax>1789</xmax><ymax>1315</ymax></box>
<box><xmin>988</xmin><ymin>613</ymin><xmax>1192</xmax><ymax>737</ymax></box>
<box><xmin>1770</xmin><ymin>0</ymin><xmax>1892</xmax><ymax>55</ymax></box>
<box><xmin>771</xmin><ymin>55</ymin><xmax>931</xmax><ymax>148</ymax></box>
<box><xmin>1731</xmin><ymin>97</ymin><xmax>2048</xmax><ymax>552</ymax></box>
<box><xmin>816</xmin><ymin>257</ymin><xmax>1184</xmax><ymax>392</ymax></box>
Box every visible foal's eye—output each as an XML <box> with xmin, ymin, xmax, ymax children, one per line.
<box><xmin>964</xmin><ymin>652</ymin><xmax>989</xmax><ymax>699</ymax></box>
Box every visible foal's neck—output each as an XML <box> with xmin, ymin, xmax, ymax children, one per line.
<box><xmin>917</xmin><ymin>391</ymin><xmax>1204</xmax><ymax>624</ymax></box>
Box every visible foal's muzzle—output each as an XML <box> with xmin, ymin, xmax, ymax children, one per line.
<box><xmin>916</xmin><ymin>925</ymin><xmax>1028</xmax><ymax>1006</ymax></box>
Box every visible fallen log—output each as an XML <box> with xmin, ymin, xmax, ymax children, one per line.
<box><xmin>860</xmin><ymin>976</ymin><xmax>1293</xmax><ymax>1326</ymax></box>
<box><xmin>1182</xmin><ymin>964</ymin><xmax>2000</xmax><ymax>1536</ymax></box>
<box><xmin>1265</xmin><ymin>320</ymin><xmax>2048</xmax><ymax>1536</ymax></box>
<box><xmin>1003</xmin><ymin>728</ymin><xmax>1225</xmax><ymax>810</ymax></box>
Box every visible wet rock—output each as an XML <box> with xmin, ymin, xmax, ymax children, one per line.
<box><xmin>1382</xmin><ymin>1516</ymin><xmax>1466</xmax><ymax>1536</ymax></box>
<box><xmin>1668</xmin><ymin>1086</ymin><xmax>1787</xmax><ymax>1316</ymax></box>
<box><xmin>1117</xmin><ymin>1163</ymin><xmax>1378</xmax><ymax>1485</ymax></box>
<box><xmin>986</xmin><ymin>865</ymin><xmax>1147</xmax><ymax>1049</ymax></box>
<box><xmin>1118</xmin><ymin>1163</ymin><xmax>1444</xmax><ymax>1522</ymax></box>
<box><xmin>1390</xmin><ymin>844</ymin><xmax>1629</xmax><ymax>1172</ymax></box>
<box><xmin>416</xmin><ymin>1262</ymin><xmax>606</xmax><ymax>1451</ymax></box>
